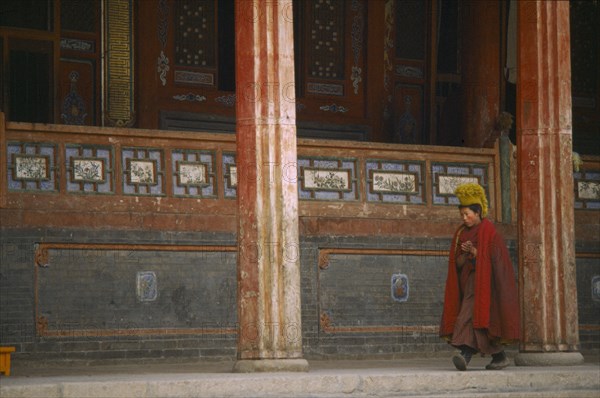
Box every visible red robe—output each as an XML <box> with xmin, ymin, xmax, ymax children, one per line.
<box><xmin>439</xmin><ymin>218</ymin><xmax>520</xmax><ymax>344</ymax></box>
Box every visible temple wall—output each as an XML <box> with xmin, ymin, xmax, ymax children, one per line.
<box><xmin>1</xmin><ymin>116</ymin><xmax>598</xmax><ymax>361</ymax></box>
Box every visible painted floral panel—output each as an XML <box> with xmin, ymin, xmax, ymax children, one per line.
<box><xmin>128</xmin><ymin>160</ymin><xmax>157</xmax><ymax>185</ymax></box>
<box><xmin>13</xmin><ymin>155</ymin><xmax>50</xmax><ymax>181</ymax></box>
<box><xmin>578</xmin><ymin>180</ymin><xmax>600</xmax><ymax>200</ymax></box>
<box><xmin>177</xmin><ymin>161</ymin><xmax>208</xmax><ymax>186</ymax></box>
<box><xmin>72</xmin><ymin>158</ymin><xmax>105</xmax><ymax>183</ymax></box>
<box><xmin>372</xmin><ymin>171</ymin><xmax>417</xmax><ymax>194</ymax></box>
<box><xmin>302</xmin><ymin>168</ymin><xmax>351</xmax><ymax>192</ymax></box>
<box><xmin>437</xmin><ymin>175</ymin><xmax>479</xmax><ymax>195</ymax></box>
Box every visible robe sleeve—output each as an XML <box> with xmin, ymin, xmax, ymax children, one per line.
<box><xmin>439</xmin><ymin>226</ymin><xmax>463</xmax><ymax>338</ymax></box>
<box><xmin>487</xmin><ymin>232</ymin><xmax>521</xmax><ymax>342</ymax></box>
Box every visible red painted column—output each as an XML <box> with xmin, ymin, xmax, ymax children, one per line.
<box><xmin>233</xmin><ymin>0</ymin><xmax>308</xmax><ymax>372</ymax></box>
<box><xmin>460</xmin><ymin>0</ymin><xmax>501</xmax><ymax>148</ymax></box>
<box><xmin>515</xmin><ymin>1</ymin><xmax>583</xmax><ymax>366</ymax></box>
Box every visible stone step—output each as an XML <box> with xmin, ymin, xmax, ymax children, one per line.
<box><xmin>1</xmin><ymin>357</ymin><xmax>598</xmax><ymax>398</ymax></box>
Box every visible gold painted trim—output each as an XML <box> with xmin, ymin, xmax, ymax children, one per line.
<box><xmin>104</xmin><ymin>0</ymin><xmax>135</xmax><ymax>127</ymax></box>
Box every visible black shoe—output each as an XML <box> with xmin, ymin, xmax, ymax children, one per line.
<box><xmin>452</xmin><ymin>349</ymin><xmax>473</xmax><ymax>371</ymax></box>
<box><xmin>486</xmin><ymin>351</ymin><xmax>510</xmax><ymax>370</ymax></box>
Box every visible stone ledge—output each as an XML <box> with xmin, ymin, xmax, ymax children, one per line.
<box><xmin>515</xmin><ymin>352</ymin><xmax>585</xmax><ymax>366</ymax></box>
<box><xmin>2</xmin><ymin>362</ymin><xmax>599</xmax><ymax>398</ymax></box>
<box><xmin>232</xmin><ymin>358</ymin><xmax>309</xmax><ymax>373</ymax></box>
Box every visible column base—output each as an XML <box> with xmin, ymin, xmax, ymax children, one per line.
<box><xmin>515</xmin><ymin>352</ymin><xmax>585</xmax><ymax>366</ymax></box>
<box><xmin>232</xmin><ymin>358</ymin><xmax>310</xmax><ymax>373</ymax></box>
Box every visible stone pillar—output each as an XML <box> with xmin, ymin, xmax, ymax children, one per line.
<box><xmin>514</xmin><ymin>0</ymin><xmax>583</xmax><ymax>366</ymax></box>
<box><xmin>232</xmin><ymin>0</ymin><xmax>308</xmax><ymax>373</ymax></box>
<box><xmin>460</xmin><ymin>0</ymin><xmax>501</xmax><ymax>148</ymax></box>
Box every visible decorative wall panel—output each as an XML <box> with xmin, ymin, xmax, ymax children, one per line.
<box><xmin>66</xmin><ymin>144</ymin><xmax>114</xmax><ymax>194</ymax></box>
<box><xmin>298</xmin><ymin>157</ymin><xmax>358</xmax><ymax>201</ymax></box>
<box><xmin>222</xmin><ymin>152</ymin><xmax>237</xmax><ymax>198</ymax></box>
<box><xmin>7</xmin><ymin>142</ymin><xmax>58</xmax><ymax>192</ymax></box>
<box><xmin>366</xmin><ymin>160</ymin><xmax>425</xmax><ymax>204</ymax></box>
<box><xmin>121</xmin><ymin>147</ymin><xmax>165</xmax><ymax>196</ymax></box>
<box><xmin>574</xmin><ymin>169</ymin><xmax>600</xmax><ymax>209</ymax></box>
<box><xmin>431</xmin><ymin>162</ymin><xmax>488</xmax><ymax>206</ymax></box>
<box><xmin>172</xmin><ymin>149</ymin><xmax>216</xmax><ymax>197</ymax></box>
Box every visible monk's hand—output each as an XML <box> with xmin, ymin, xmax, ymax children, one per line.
<box><xmin>461</xmin><ymin>241</ymin><xmax>477</xmax><ymax>257</ymax></box>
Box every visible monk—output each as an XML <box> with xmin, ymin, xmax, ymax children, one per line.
<box><xmin>439</xmin><ymin>183</ymin><xmax>520</xmax><ymax>370</ymax></box>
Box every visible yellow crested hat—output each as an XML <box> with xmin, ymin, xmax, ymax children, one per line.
<box><xmin>454</xmin><ymin>183</ymin><xmax>488</xmax><ymax>217</ymax></box>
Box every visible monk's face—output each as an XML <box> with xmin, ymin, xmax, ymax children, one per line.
<box><xmin>460</xmin><ymin>207</ymin><xmax>481</xmax><ymax>228</ymax></box>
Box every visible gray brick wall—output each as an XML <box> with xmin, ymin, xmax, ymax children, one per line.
<box><xmin>0</xmin><ymin>227</ymin><xmax>597</xmax><ymax>362</ymax></box>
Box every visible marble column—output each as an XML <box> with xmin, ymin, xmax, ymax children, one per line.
<box><xmin>232</xmin><ymin>0</ymin><xmax>308</xmax><ymax>373</ymax></box>
<box><xmin>514</xmin><ymin>0</ymin><xmax>583</xmax><ymax>366</ymax></box>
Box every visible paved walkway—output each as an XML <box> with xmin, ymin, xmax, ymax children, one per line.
<box><xmin>1</xmin><ymin>354</ymin><xmax>599</xmax><ymax>398</ymax></box>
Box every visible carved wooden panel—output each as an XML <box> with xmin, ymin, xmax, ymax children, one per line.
<box><xmin>394</xmin><ymin>0</ymin><xmax>426</xmax><ymax>61</ymax></box>
<box><xmin>389</xmin><ymin>0</ymin><xmax>432</xmax><ymax>145</ymax></box>
<box><xmin>570</xmin><ymin>1</ymin><xmax>600</xmax><ymax>154</ymax></box>
<box><xmin>61</xmin><ymin>0</ymin><xmax>99</xmax><ymax>33</ymax></box>
<box><xmin>306</xmin><ymin>0</ymin><xmax>345</xmax><ymax>80</ymax></box>
<box><xmin>295</xmin><ymin>0</ymin><xmax>367</xmax><ymax>127</ymax></box>
<box><xmin>58</xmin><ymin>61</ymin><xmax>96</xmax><ymax>125</ymax></box>
<box><xmin>174</xmin><ymin>0</ymin><xmax>215</xmax><ymax>69</ymax></box>
<box><xmin>59</xmin><ymin>3</ymin><xmax>101</xmax><ymax>127</ymax></box>
<box><xmin>137</xmin><ymin>0</ymin><xmax>369</xmax><ymax>137</ymax></box>
<box><xmin>393</xmin><ymin>84</ymin><xmax>423</xmax><ymax>144</ymax></box>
